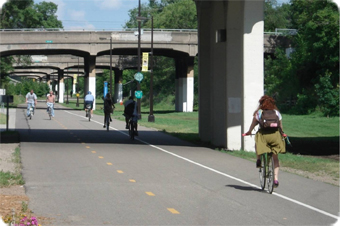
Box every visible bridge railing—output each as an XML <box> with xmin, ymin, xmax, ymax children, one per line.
<box><xmin>0</xmin><ymin>28</ymin><xmax>198</xmax><ymax>32</ymax></box>
<box><xmin>264</xmin><ymin>28</ymin><xmax>298</xmax><ymax>36</ymax></box>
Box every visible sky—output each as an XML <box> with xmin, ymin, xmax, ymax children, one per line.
<box><xmin>34</xmin><ymin>0</ymin><xmax>149</xmax><ymax>30</ymax></box>
<box><xmin>0</xmin><ymin>0</ymin><xmax>339</xmax><ymax>30</ymax></box>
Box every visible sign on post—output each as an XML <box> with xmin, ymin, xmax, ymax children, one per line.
<box><xmin>135</xmin><ymin>91</ymin><xmax>143</xmax><ymax>99</ymax></box>
<box><xmin>0</xmin><ymin>95</ymin><xmax>13</xmax><ymax>103</ymax></box>
<box><xmin>142</xmin><ymin>53</ymin><xmax>149</xmax><ymax>72</ymax></box>
<box><xmin>134</xmin><ymin>72</ymin><xmax>144</xmax><ymax>82</ymax></box>
<box><xmin>103</xmin><ymin>81</ymin><xmax>108</xmax><ymax>97</ymax></box>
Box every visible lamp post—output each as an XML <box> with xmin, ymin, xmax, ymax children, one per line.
<box><xmin>66</xmin><ymin>77</ymin><xmax>69</xmax><ymax>104</ymax></box>
<box><xmin>100</xmin><ymin>35</ymin><xmax>113</xmax><ymax>98</ymax></box>
<box><xmin>136</xmin><ymin>0</ymin><xmax>142</xmax><ymax>119</ymax></box>
<box><xmin>148</xmin><ymin>16</ymin><xmax>154</xmax><ymax>122</ymax></box>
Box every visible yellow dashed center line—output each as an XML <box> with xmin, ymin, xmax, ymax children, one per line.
<box><xmin>167</xmin><ymin>208</ymin><xmax>180</xmax><ymax>214</ymax></box>
<box><xmin>117</xmin><ymin>170</ymin><xmax>124</xmax><ymax>173</ymax></box>
<box><xmin>106</xmin><ymin>162</ymin><xmax>112</xmax><ymax>165</ymax></box>
<box><xmin>91</xmin><ymin>151</ymin><xmax>96</xmax><ymax>153</ymax></box>
<box><xmin>145</xmin><ymin>192</ymin><xmax>155</xmax><ymax>196</ymax></box>
<box><xmin>98</xmin><ymin>156</ymin><xmax>104</xmax><ymax>159</ymax></box>
<box><xmin>86</xmin><ymin>146</ymin><xmax>90</xmax><ymax>148</ymax></box>
<box><xmin>129</xmin><ymin>179</ymin><xmax>136</xmax><ymax>183</ymax></box>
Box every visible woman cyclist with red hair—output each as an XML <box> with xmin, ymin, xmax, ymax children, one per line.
<box><xmin>244</xmin><ymin>95</ymin><xmax>286</xmax><ymax>188</ymax></box>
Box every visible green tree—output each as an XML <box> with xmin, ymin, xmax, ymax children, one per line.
<box><xmin>265</xmin><ymin>0</ymin><xmax>339</xmax><ymax>116</ymax></box>
<box><xmin>0</xmin><ymin>0</ymin><xmax>62</xmax><ymax>29</ymax></box>
<box><xmin>0</xmin><ymin>0</ymin><xmax>63</xmax><ymax>90</ymax></box>
<box><xmin>264</xmin><ymin>0</ymin><xmax>291</xmax><ymax>32</ymax></box>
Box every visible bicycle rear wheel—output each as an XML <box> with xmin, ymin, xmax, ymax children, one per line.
<box><xmin>259</xmin><ymin>154</ymin><xmax>266</xmax><ymax>190</ymax></box>
<box><xmin>267</xmin><ymin>154</ymin><xmax>275</xmax><ymax>194</ymax></box>
<box><xmin>130</xmin><ymin>121</ymin><xmax>135</xmax><ymax>140</ymax></box>
<box><xmin>48</xmin><ymin>108</ymin><xmax>51</xmax><ymax>120</ymax></box>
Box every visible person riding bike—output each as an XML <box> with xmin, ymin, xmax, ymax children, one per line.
<box><xmin>84</xmin><ymin>91</ymin><xmax>94</xmax><ymax>118</ymax></box>
<box><xmin>244</xmin><ymin>95</ymin><xmax>286</xmax><ymax>188</ymax></box>
<box><xmin>26</xmin><ymin>89</ymin><xmax>37</xmax><ymax>117</ymax></box>
<box><xmin>103</xmin><ymin>93</ymin><xmax>115</xmax><ymax>128</ymax></box>
<box><xmin>46</xmin><ymin>90</ymin><xmax>55</xmax><ymax>117</ymax></box>
<box><xmin>124</xmin><ymin>96</ymin><xmax>138</xmax><ymax>135</ymax></box>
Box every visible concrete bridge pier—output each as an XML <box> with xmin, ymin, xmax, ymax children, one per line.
<box><xmin>57</xmin><ymin>69</ymin><xmax>65</xmax><ymax>103</ymax></box>
<box><xmin>175</xmin><ymin>56</ymin><xmax>195</xmax><ymax>112</ymax></box>
<box><xmin>46</xmin><ymin>74</ymin><xmax>51</xmax><ymax>87</ymax></box>
<box><xmin>84</xmin><ymin>56</ymin><xmax>97</xmax><ymax>110</ymax></box>
<box><xmin>114</xmin><ymin>69</ymin><xmax>123</xmax><ymax>104</ymax></box>
<box><xmin>196</xmin><ymin>0</ymin><xmax>264</xmax><ymax>151</ymax></box>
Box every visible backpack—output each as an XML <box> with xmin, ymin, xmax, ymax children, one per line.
<box><xmin>258</xmin><ymin>109</ymin><xmax>280</xmax><ymax>130</ymax></box>
<box><xmin>124</xmin><ymin>102</ymin><xmax>135</xmax><ymax>116</ymax></box>
<box><xmin>104</xmin><ymin>99</ymin><xmax>112</xmax><ymax>113</ymax></box>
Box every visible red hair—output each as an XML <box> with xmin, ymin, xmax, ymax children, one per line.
<box><xmin>253</xmin><ymin>95</ymin><xmax>278</xmax><ymax>115</ymax></box>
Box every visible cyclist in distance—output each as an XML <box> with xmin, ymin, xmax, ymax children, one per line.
<box><xmin>103</xmin><ymin>93</ymin><xmax>115</xmax><ymax>128</ymax></box>
<box><xmin>124</xmin><ymin>96</ymin><xmax>138</xmax><ymax>135</ymax></box>
<box><xmin>46</xmin><ymin>90</ymin><xmax>55</xmax><ymax>117</ymax></box>
<box><xmin>26</xmin><ymin>89</ymin><xmax>37</xmax><ymax>117</ymax></box>
<box><xmin>244</xmin><ymin>95</ymin><xmax>286</xmax><ymax>188</ymax></box>
<box><xmin>84</xmin><ymin>91</ymin><xmax>95</xmax><ymax>118</ymax></box>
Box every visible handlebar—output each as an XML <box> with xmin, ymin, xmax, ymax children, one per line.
<box><xmin>242</xmin><ymin>133</ymin><xmax>287</xmax><ymax>137</ymax></box>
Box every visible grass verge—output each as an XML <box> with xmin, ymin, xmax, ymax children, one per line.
<box><xmin>0</xmin><ymin>113</ymin><xmax>6</xmax><ymax>124</ymax></box>
<box><xmin>222</xmin><ymin>149</ymin><xmax>339</xmax><ymax>185</ymax></box>
<box><xmin>0</xmin><ymin>147</ymin><xmax>24</xmax><ymax>187</ymax></box>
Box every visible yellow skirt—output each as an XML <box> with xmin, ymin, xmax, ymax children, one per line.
<box><xmin>255</xmin><ymin>130</ymin><xmax>286</xmax><ymax>155</ymax></box>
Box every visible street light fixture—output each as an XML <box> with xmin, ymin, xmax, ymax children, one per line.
<box><xmin>100</xmin><ymin>35</ymin><xmax>113</xmax><ymax>98</ymax></box>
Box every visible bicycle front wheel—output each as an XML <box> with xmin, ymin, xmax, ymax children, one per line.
<box><xmin>259</xmin><ymin>154</ymin><xmax>266</xmax><ymax>190</ymax></box>
<box><xmin>106</xmin><ymin>115</ymin><xmax>109</xmax><ymax>131</ymax></box>
<box><xmin>267</xmin><ymin>154</ymin><xmax>275</xmax><ymax>194</ymax></box>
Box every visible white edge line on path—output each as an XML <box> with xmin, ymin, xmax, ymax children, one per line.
<box><xmin>65</xmin><ymin>110</ymin><xmax>339</xmax><ymax>221</ymax></box>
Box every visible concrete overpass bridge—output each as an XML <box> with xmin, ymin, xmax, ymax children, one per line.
<box><xmin>1</xmin><ymin>29</ymin><xmax>288</xmax><ymax>109</ymax></box>
<box><xmin>1</xmin><ymin>29</ymin><xmax>198</xmax><ymax>112</ymax></box>
<box><xmin>0</xmin><ymin>0</ymin><xmax>293</xmax><ymax>151</ymax></box>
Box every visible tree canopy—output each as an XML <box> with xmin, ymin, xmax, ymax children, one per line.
<box><xmin>0</xmin><ymin>0</ymin><xmax>63</xmax><ymax>86</ymax></box>
<box><xmin>0</xmin><ymin>0</ymin><xmax>63</xmax><ymax>29</ymax></box>
<box><xmin>265</xmin><ymin>0</ymin><xmax>339</xmax><ymax>116</ymax></box>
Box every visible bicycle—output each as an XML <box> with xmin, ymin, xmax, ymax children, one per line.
<box><xmin>104</xmin><ymin>113</ymin><xmax>110</xmax><ymax>132</ymax></box>
<box><xmin>47</xmin><ymin>106</ymin><xmax>52</xmax><ymax>120</ymax></box>
<box><xmin>28</xmin><ymin>105</ymin><xmax>34</xmax><ymax>120</ymax></box>
<box><xmin>242</xmin><ymin>133</ymin><xmax>276</xmax><ymax>194</ymax></box>
<box><xmin>128</xmin><ymin>117</ymin><xmax>136</xmax><ymax>140</ymax></box>
<box><xmin>259</xmin><ymin>152</ymin><xmax>275</xmax><ymax>194</ymax></box>
<box><xmin>85</xmin><ymin>104</ymin><xmax>91</xmax><ymax>121</ymax></box>
<box><xmin>243</xmin><ymin>132</ymin><xmax>290</xmax><ymax>194</ymax></box>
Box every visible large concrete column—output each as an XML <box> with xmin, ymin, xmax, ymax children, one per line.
<box><xmin>175</xmin><ymin>56</ymin><xmax>195</xmax><ymax>112</ymax></box>
<box><xmin>114</xmin><ymin>69</ymin><xmax>123</xmax><ymax>104</ymax></box>
<box><xmin>195</xmin><ymin>0</ymin><xmax>264</xmax><ymax>151</ymax></box>
<box><xmin>84</xmin><ymin>55</ymin><xmax>96</xmax><ymax>110</ymax></box>
<box><xmin>57</xmin><ymin>69</ymin><xmax>64</xmax><ymax>103</ymax></box>
<box><xmin>242</xmin><ymin>1</ymin><xmax>264</xmax><ymax>151</ymax></box>
<box><xmin>46</xmin><ymin>74</ymin><xmax>51</xmax><ymax>87</ymax></box>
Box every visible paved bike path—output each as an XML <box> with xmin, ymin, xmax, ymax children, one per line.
<box><xmin>15</xmin><ymin>103</ymin><xmax>339</xmax><ymax>225</ymax></box>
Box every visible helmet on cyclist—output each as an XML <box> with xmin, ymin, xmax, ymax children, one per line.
<box><xmin>87</xmin><ymin>91</ymin><xmax>92</xmax><ymax>94</ymax></box>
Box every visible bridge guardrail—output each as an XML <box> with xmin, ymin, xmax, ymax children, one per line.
<box><xmin>0</xmin><ymin>28</ymin><xmax>198</xmax><ymax>32</ymax></box>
